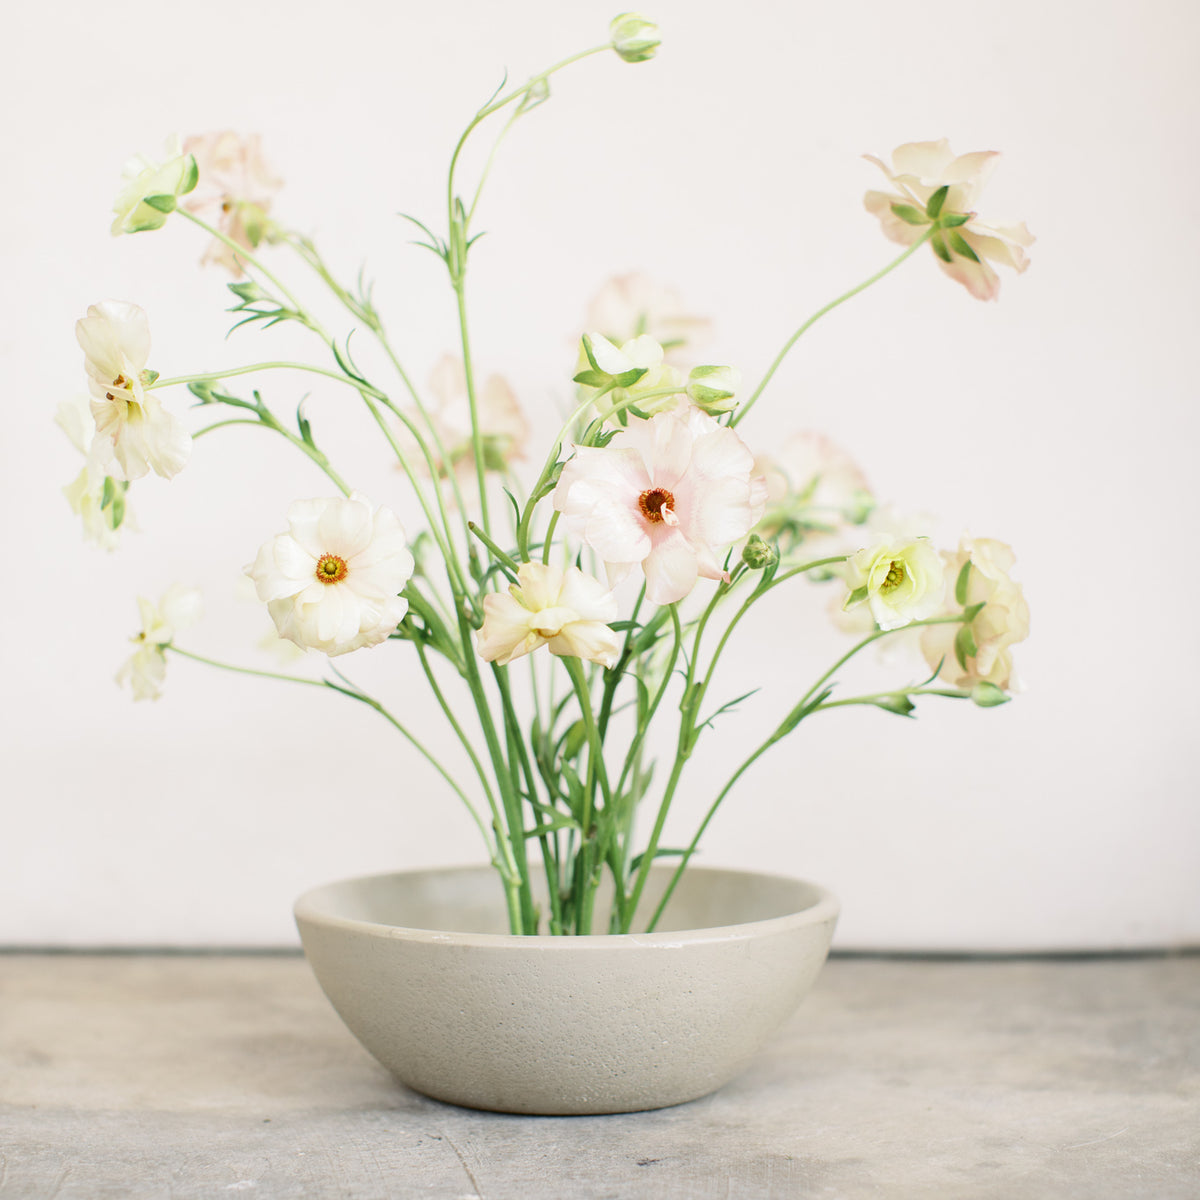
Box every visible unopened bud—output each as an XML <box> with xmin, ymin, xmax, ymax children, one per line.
<box><xmin>970</xmin><ymin>681</ymin><xmax>1010</xmax><ymax>708</ymax></box>
<box><xmin>742</xmin><ymin>534</ymin><xmax>778</xmax><ymax>570</ymax></box>
<box><xmin>610</xmin><ymin>12</ymin><xmax>660</xmax><ymax>63</ymax></box>
<box><xmin>686</xmin><ymin>364</ymin><xmax>740</xmax><ymax>414</ymax></box>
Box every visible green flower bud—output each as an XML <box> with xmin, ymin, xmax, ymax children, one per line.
<box><xmin>610</xmin><ymin>12</ymin><xmax>660</xmax><ymax>62</ymax></box>
<box><xmin>970</xmin><ymin>681</ymin><xmax>1010</xmax><ymax>708</ymax></box>
<box><xmin>742</xmin><ymin>534</ymin><xmax>778</xmax><ymax>570</ymax></box>
<box><xmin>686</xmin><ymin>364</ymin><xmax>740</xmax><ymax>415</ymax></box>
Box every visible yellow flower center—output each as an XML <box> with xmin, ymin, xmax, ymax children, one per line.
<box><xmin>638</xmin><ymin>487</ymin><xmax>675</xmax><ymax>524</ymax></box>
<box><xmin>315</xmin><ymin>553</ymin><xmax>348</xmax><ymax>585</ymax></box>
<box><xmin>881</xmin><ymin>560</ymin><xmax>906</xmax><ymax>592</ymax></box>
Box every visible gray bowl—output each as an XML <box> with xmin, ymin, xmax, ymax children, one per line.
<box><xmin>295</xmin><ymin>864</ymin><xmax>838</xmax><ymax>1115</ymax></box>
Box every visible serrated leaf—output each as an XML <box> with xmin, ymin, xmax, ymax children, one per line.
<box><xmin>141</xmin><ymin>193</ymin><xmax>176</xmax><ymax>214</ymax></box>
<box><xmin>890</xmin><ymin>203</ymin><xmax>929</xmax><ymax>226</ymax></box>
<box><xmin>925</xmin><ymin>185</ymin><xmax>949</xmax><ymax>219</ymax></box>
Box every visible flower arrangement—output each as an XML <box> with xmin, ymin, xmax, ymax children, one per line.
<box><xmin>64</xmin><ymin>15</ymin><xmax>1032</xmax><ymax>937</ymax></box>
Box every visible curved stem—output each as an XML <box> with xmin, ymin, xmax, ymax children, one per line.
<box><xmin>733</xmin><ymin>229</ymin><xmax>935</xmax><ymax>428</ymax></box>
<box><xmin>157</xmin><ymin>362</ymin><xmax>387</xmax><ymax>400</ymax></box>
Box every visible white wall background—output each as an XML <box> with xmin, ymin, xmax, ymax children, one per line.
<box><xmin>4</xmin><ymin>0</ymin><xmax>1197</xmax><ymax>949</ymax></box>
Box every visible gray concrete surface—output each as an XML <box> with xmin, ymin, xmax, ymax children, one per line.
<box><xmin>1</xmin><ymin>954</ymin><xmax>1197</xmax><ymax>1198</ymax></box>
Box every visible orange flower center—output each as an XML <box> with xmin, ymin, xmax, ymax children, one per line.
<box><xmin>315</xmin><ymin>553</ymin><xmax>348</xmax><ymax>585</ymax></box>
<box><xmin>638</xmin><ymin>487</ymin><xmax>675</xmax><ymax>524</ymax></box>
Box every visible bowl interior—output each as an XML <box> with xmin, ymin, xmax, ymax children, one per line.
<box><xmin>297</xmin><ymin>864</ymin><xmax>832</xmax><ymax>937</ymax></box>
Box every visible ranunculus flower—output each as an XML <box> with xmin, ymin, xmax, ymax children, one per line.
<box><xmin>576</xmin><ymin>333</ymin><xmax>687</xmax><ymax>422</ymax></box>
<box><xmin>842</xmin><ymin>534</ymin><xmax>944</xmax><ymax>631</ymax></box>
<box><xmin>245</xmin><ymin>493</ymin><xmax>414</xmax><ymax>657</ymax></box>
<box><xmin>864</xmin><ymin>139</ymin><xmax>1034</xmax><ymax>301</ymax></box>
<box><xmin>182</xmin><ymin>131</ymin><xmax>282</xmax><ymax>276</ymax></box>
<box><xmin>755</xmin><ymin>432</ymin><xmax>873</xmax><ymax>554</ymax></box>
<box><xmin>583</xmin><ymin>274</ymin><xmax>712</xmax><ymax>362</ymax></box>
<box><xmin>111</xmin><ymin>135</ymin><xmax>198</xmax><ymax>235</ymax></box>
<box><xmin>76</xmin><ymin>301</ymin><xmax>191</xmax><ymax>481</ymax></box>
<box><xmin>920</xmin><ymin>536</ymin><xmax>1029</xmax><ymax>690</ymax></box>
<box><xmin>553</xmin><ymin>407</ymin><xmax>767</xmax><ymax>605</ymax></box>
<box><xmin>685</xmin><ymin>364</ymin><xmax>740</xmax><ymax>416</ymax></box>
<box><xmin>56</xmin><ymin>396</ymin><xmax>132</xmax><ymax>550</ymax></box>
<box><xmin>116</xmin><ymin>584</ymin><xmax>203</xmax><ymax>701</ymax></box>
<box><xmin>476</xmin><ymin>562</ymin><xmax>621</xmax><ymax>668</ymax></box>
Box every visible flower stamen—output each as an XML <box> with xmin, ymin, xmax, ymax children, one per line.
<box><xmin>638</xmin><ymin>487</ymin><xmax>675</xmax><ymax>524</ymax></box>
<box><xmin>881</xmin><ymin>560</ymin><xmax>906</xmax><ymax>592</ymax></box>
<box><xmin>315</xmin><ymin>553</ymin><xmax>348</xmax><ymax>585</ymax></box>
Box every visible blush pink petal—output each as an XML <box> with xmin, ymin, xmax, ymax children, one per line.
<box><xmin>643</xmin><ymin>527</ymin><xmax>700</xmax><ymax>604</ymax></box>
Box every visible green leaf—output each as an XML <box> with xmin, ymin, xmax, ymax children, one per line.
<box><xmin>180</xmin><ymin>154</ymin><xmax>199</xmax><ymax>195</ymax></box>
<box><xmin>954</xmin><ymin>560</ymin><xmax>973</xmax><ymax>607</ymax></box>
<box><xmin>954</xmin><ymin>623</ymin><xmax>978</xmax><ymax>671</ymax></box>
<box><xmin>946</xmin><ymin>229</ymin><xmax>981</xmax><ymax>262</ymax></box>
<box><xmin>108</xmin><ymin>487</ymin><xmax>126</xmax><ymax>530</ymax></box>
<box><xmin>962</xmin><ymin>600</ymin><xmax>987</xmax><ymax>622</ymax></box>
<box><xmin>573</xmin><ymin>369</ymin><xmax>610</xmax><ymax>387</ymax></box>
<box><xmin>940</xmin><ymin>211</ymin><xmax>971</xmax><ymax>228</ymax></box>
<box><xmin>100</xmin><ymin>476</ymin><xmax>116</xmax><ymax>511</ymax></box>
<box><xmin>844</xmin><ymin>584</ymin><xmax>869</xmax><ymax>609</ymax></box>
<box><xmin>141</xmin><ymin>193</ymin><xmax>177</xmax><ymax>214</ymax></box>
<box><xmin>525</xmin><ymin>813</ymin><xmax>581</xmax><ymax>838</ymax></box>
<box><xmin>930</xmin><ymin>231</ymin><xmax>953</xmax><ymax>263</ymax></box>
<box><xmin>562</xmin><ymin>719</ymin><xmax>587</xmax><ymax>761</ymax></box>
<box><xmin>297</xmin><ymin>403</ymin><xmax>314</xmax><ymax>448</ymax></box>
<box><xmin>925</xmin><ymin>184</ymin><xmax>949</xmax><ymax>220</ymax></box>
<box><xmin>629</xmin><ymin>847</ymin><xmax>688</xmax><ymax>872</ymax></box>
<box><xmin>890</xmin><ymin>203</ymin><xmax>929</xmax><ymax>226</ymax></box>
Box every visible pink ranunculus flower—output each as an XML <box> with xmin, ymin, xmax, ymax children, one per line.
<box><xmin>864</xmin><ymin>139</ymin><xmax>1034</xmax><ymax>301</ymax></box>
<box><xmin>553</xmin><ymin>407</ymin><xmax>767</xmax><ymax>606</ymax></box>
<box><xmin>182</xmin><ymin>132</ymin><xmax>282</xmax><ymax>276</ymax></box>
<box><xmin>476</xmin><ymin>562</ymin><xmax>621</xmax><ymax>668</ymax></box>
<box><xmin>584</xmin><ymin>274</ymin><xmax>713</xmax><ymax>363</ymax></box>
<box><xmin>920</xmin><ymin>536</ymin><xmax>1029</xmax><ymax>691</ymax></box>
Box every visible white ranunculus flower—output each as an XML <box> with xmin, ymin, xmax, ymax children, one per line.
<box><xmin>864</xmin><ymin>139</ymin><xmax>1034</xmax><ymax>301</ymax></box>
<box><xmin>920</xmin><ymin>537</ymin><xmax>1030</xmax><ymax>691</ymax></box>
<box><xmin>56</xmin><ymin>396</ymin><xmax>132</xmax><ymax>550</ymax></box>
<box><xmin>554</xmin><ymin>407</ymin><xmax>767</xmax><ymax>605</ymax></box>
<box><xmin>76</xmin><ymin>301</ymin><xmax>191</xmax><ymax>481</ymax></box>
<box><xmin>476</xmin><ymin>562</ymin><xmax>621</xmax><ymax>668</ymax></box>
<box><xmin>245</xmin><ymin>494</ymin><xmax>415</xmax><ymax>657</ymax></box>
<box><xmin>111</xmin><ymin>135</ymin><xmax>198</xmax><ymax>235</ymax></box>
<box><xmin>843</xmin><ymin>534</ymin><xmax>945</xmax><ymax>631</ymax></box>
<box><xmin>116</xmin><ymin>584</ymin><xmax>203</xmax><ymax>701</ymax></box>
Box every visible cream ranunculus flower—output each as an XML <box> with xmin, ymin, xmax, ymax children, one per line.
<box><xmin>182</xmin><ymin>132</ymin><xmax>283</xmax><ymax>276</ymax></box>
<box><xmin>55</xmin><ymin>396</ymin><xmax>132</xmax><ymax>550</ymax></box>
<box><xmin>76</xmin><ymin>301</ymin><xmax>191</xmax><ymax>481</ymax></box>
<box><xmin>111</xmin><ymin>135</ymin><xmax>199</xmax><ymax>235</ymax></box>
<box><xmin>554</xmin><ymin>406</ymin><xmax>767</xmax><ymax>605</ymax></box>
<box><xmin>864</xmin><ymin>139</ymin><xmax>1034</xmax><ymax>301</ymax></box>
<box><xmin>843</xmin><ymin>534</ymin><xmax>945</xmax><ymax>631</ymax></box>
<box><xmin>116</xmin><ymin>584</ymin><xmax>203</xmax><ymax>701</ymax></box>
<box><xmin>245</xmin><ymin>494</ymin><xmax>415</xmax><ymax>657</ymax></box>
<box><xmin>476</xmin><ymin>562</ymin><xmax>621</xmax><ymax>668</ymax></box>
<box><xmin>920</xmin><ymin>537</ymin><xmax>1030</xmax><ymax>690</ymax></box>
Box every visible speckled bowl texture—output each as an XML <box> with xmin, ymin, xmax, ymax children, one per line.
<box><xmin>294</xmin><ymin>864</ymin><xmax>839</xmax><ymax>1115</ymax></box>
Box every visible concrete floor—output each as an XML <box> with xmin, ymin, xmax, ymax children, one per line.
<box><xmin>1</xmin><ymin>953</ymin><xmax>1197</xmax><ymax>1198</ymax></box>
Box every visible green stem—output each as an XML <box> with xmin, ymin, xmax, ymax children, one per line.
<box><xmin>733</xmin><ymin>229</ymin><xmax>935</xmax><ymax>428</ymax></box>
<box><xmin>157</xmin><ymin>361</ymin><xmax>387</xmax><ymax>400</ymax></box>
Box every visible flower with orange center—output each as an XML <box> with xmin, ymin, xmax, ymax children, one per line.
<box><xmin>245</xmin><ymin>493</ymin><xmax>414</xmax><ymax>657</ymax></box>
<box><xmin>553</xmin><ymin>407</ymin><xmax>767</xmax><ymax>605</ymax></box>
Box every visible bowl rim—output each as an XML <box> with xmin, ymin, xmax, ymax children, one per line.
<box><xmin>294</xmin><ymin>863</ymin><xmax>840</xmax><ymax>949</ymax></box>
